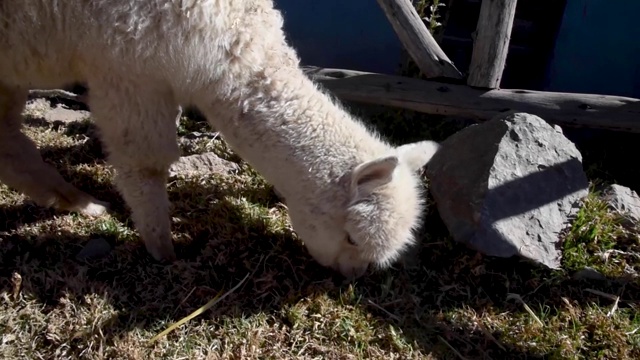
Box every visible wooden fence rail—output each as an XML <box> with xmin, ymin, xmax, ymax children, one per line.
<box><xmin>304</xmin><ymin>66</ymin><xmax>640</xmax><ymax>133</ymax></box>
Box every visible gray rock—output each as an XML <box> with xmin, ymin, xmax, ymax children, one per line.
<box><xmin>24</xmin><ymin>98</ymin><xmax>91</xmax><ymax>123</ymax></box>
<box><xmin>602</xmin><ymin>184</ymin><xmax>640</xmax><ymax>224</ymax></box>
<box><xmin>426</xmin><ymin>112</ymin><xmax>590</xmax><ymax>269</ymax></box>
<box><xmin>169</xmin><ymin>152</ymin><xmax>239</xmax><ymax>178</ymax></box>
<box><xmin>572</xmin><ymin>266</ymin><xmax>607</xmax><ymax>281</ymax></box>
<box><xmin>44</xmin><ymin>105</ymin><xmax>91</xmax><ymax>123</ymax></box>
<box><xmin>76</xmin><ymin>238</ymin><xmax>112</xmax><ymax>261</ymax></box>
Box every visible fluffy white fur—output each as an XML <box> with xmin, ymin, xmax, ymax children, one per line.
<box><xmin>0</xmin><ymin>0</ymin><xmax>440</xmax><ymax>278</ymax></box>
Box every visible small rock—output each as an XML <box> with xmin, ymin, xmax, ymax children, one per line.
<box><xmin>426</xmin><ymin>112</ymin><xmax>590</xmax><ymax>269</ymax></box>
<box><xmin>572</xmin><ymin>266</ymin><xmax>607</xmax><ymax>281</ymax></box>
<box><xmin>44</xmin><ymin>105</ymin><xmax>91</xmax><ymax>123</ymax></box>
<box><xmin>76</xmin><ymin>238</ymin><xmax>112</xmax><ymax>261</ymax></box>
<box><xmin>169</xmin><ymin>152</ymin><xmax>239</xmax><ymax>178</ymax></box>
<box><xmin>602</xmin><ymin>184</ymin><xmax>640</xmax><ymax>224</ymax></box>
<box><xmin>24</xmin><ymin>98</ymin><xmax>90</xmax><ymax>123</ymax></box>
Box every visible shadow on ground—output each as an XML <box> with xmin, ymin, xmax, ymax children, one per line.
<box><xmin>1</xmin><ymin>116</ymin><xmax>639</xmax><ymax>359</ymax></box>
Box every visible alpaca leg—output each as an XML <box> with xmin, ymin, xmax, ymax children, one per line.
<box><xmin>88</xmin><ymin>84</ymin><xmax>180</xmax><ymax>262</ymax></box>
<box><xmin>0</xmin><ymin>84</ymin><xmax>108</xmax><ymax>216</ymax></box>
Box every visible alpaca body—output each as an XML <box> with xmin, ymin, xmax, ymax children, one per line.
<box><xmin>0</xmin><ymin>0</ymin><xmax>440</xmax><ymax>278</ymax></box>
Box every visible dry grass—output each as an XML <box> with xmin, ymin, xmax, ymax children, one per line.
<box><xmin>1</xmin><ymin>102</ymin><xmax>639</xmax><ymax>359</ymax></box>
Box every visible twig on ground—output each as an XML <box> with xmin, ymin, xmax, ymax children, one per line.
<box><xmin>626</xmin><ymin>327</ymin><xmax>640</xmax><ymax>335</ymax></box>
<box><xmin>584</xmin><ymin>288</ymin><xmax>618</xmax><ymax>301</ymax></box>
<box><xmin>506</xmin><ymin>293</ymin><xmax>544</xmax><ymax>327</ymax></box>
<box><xmin>148</xmin><ymin>271</ymin><xmax>251</xmax><ymax>345</ymax></box>
<box><xmin>366</xmin><ymin>299</ymin><xmax>401</xmax><ymax>321</ymax></box>
<box><xmin>437</xmin><ymin>335</ymin><xmax>468</xmax><ymax>360</ymax></box>
<box><xmin>478</xmin><ymin>322</ymin><xmax>506</xmax><ymax>351</ymax></box>
<box><xmin>171</xmin><ymin>286</ymin><xmax>198</xmax><ymax>318</ymax></box>
<box><xmin>607</xmin><ymin>295</ymin><xmax>621</xmax><ymax>317</ymax></box>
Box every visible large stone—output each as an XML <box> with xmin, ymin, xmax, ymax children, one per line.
<box><xmin>426</xmin><ymin>112</ymin><xmax>589</xmax><ymax>269</ymax></box>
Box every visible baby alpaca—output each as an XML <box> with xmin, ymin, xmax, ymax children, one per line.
<box><xmin>0</xmin><ymin>0</ymin><xmax>440</xmax><ymax>278</ymax></box>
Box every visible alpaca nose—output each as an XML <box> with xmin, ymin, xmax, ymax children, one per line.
<box><xmin>336</xmin><ymin>261</ymin><xmax>369</xmax><ymax>279</ymax></box>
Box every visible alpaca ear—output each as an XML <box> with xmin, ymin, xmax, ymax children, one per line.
<box><xmin>350</xmin><ymin>155</ymin><xmax>399</xmax><ymax>199</ymax></box>
<box><xmin>394</xmin><ymin>140</ymin><xmax>440</xmax><ymax>172</ymax></box>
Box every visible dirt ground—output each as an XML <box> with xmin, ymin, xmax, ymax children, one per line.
<box><xmin>0</xmin><ymin>97</ymin><xmax>639</xmax><ymax>359</ymax></box>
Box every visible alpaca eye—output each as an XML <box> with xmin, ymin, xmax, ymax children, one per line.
<box><xmin>346</xmin><ymin>235</ymin><xmax>357</xmax><ymax>246</ymax></box>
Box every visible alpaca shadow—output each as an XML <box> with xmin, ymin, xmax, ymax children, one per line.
<box><xmin>457</xmin><ymin>157</ymin><xmax>588</xmax><ymax>260</ymax></box>
<box><xmin>362</xmin><ymin>260</ymin><xmax>639</xmax><ymax>359</ymax></box>
<box><xmin>0</xmin><ymin>154</ymin><xmax>126</xmax><ymax>234</ymax></box>
<box><xmin>1</xmin><ymin>122</ymin><xmax>639</xmax><ymax>358</ymax></box>
<box><xmin>0</xmin><ymin>137</ymin><xmax>112</xmax><ymax>233</ymax></box>
<box><xmin>2</xmin><ymin>198</ymin><xmax>636</xmax><ymax>360</ymax></box>
<box><xmin>23</xmin><ymin>116</ymin><xmax>53</xmax><ymax>129</ymax></box>
<box><xmin>0</xmin><ymin>168</ymin><xmax>346</xmax><ymax>351</ymax></box>
<box><xmin>2</xmin><ymin>168</ymin><xmax>635</xmax><ymax>359</ymax></box>
<box><xmin>42</xmin><ymin>120</ymin><xmax>106</xmax><ymax>165</ymax></box>
<box><xmin>351</xmin><ymin>196</ymin><xmax>640</xmax><ymax>359</ymax></box>
<box><xmin>568</xmin><ymin>127</ymin><xmax>640</xmax><ymax>192</ymax></box>
<box><xmin>354</xmin><ymin>155</ymin><xmax>640</xmax><ymax>358</ymax></box>
<box><xmin>0</xmin><ymin>203</ymin><xmax>59</xmax><ymax>233</ymax></box>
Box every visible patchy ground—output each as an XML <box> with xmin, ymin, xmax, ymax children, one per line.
<box><xmin>0</xmin><ymin>98</ymin><xmax>639</xmax><ymax>359</ymax></box>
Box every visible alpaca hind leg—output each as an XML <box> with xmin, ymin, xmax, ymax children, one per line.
<box><xmin>89</xmin><ymin>84</ymin><xmax>180</xmax><ymax>262</ymax></box>
<box><xmin>0</xmin><ymin>84</ymin><xmax>108</xmax><ymax>216</ymax></box>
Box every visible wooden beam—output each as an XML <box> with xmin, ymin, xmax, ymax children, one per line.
<box><xmin>303</xmin><ymin>66</ymin><xmax>640</xmax><ymax>133</ymax></box>
<box><xmin>376</xmin><ymin>0</ymin><xmax>463</xmax><ymax>79</ymax></box>
<box><xmin>467</xmin><ymin>0</ymin><xmax>518</xmax><ymax>88</ymax></box>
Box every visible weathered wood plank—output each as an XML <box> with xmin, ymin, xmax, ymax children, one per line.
<box><xmin>303</xmin><ymin>66</ymin><xmax>640</xmax><ymax>133</ymax></box>
<box><xmin>376</xmin><ymin>0</ymin><xmax>463</xmax><ymax>79</ymax></box>
<box><xmin>467</xmin><ymin>0</ymin><xmax>519</xmax><ymax>88</ymax></box>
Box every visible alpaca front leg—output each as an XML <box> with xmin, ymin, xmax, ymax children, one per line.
<box><xmin>111</xmin><ymin>166</ymin><xmax>177</xmax><ymax>261</ymax></box>
<box><xmin>88</xmin><ymin>85</ymin><xmax>180</xmax><ymax>262</ymax></box>
<box><xmin>0</xmin><ymin>85</ymin><xmax>108</xmax><ymax>216</ymax></box>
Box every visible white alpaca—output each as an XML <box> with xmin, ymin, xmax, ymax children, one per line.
<box><xmin>0</xmin><ymin>0</ymin><xmax>440</xmax><ymax>278</ymax></box>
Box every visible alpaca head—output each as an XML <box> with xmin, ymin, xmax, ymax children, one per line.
<box><xmin>287</xmin><ymin>140</ymin><xmax>441</xmax><ymax>279</ymax></box>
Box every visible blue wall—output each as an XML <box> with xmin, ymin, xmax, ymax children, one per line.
<box><xmin>274</xmin><ymin>0</ymin><xmax>404</xmax><ymax>74</ymax></box>
<box><xmin>545</xmin><ymin>0</ymin><xmax>640</xmax><ymax>98</ymax></box>
<box><xmin>274</xmin><ymin>0</ymin><xmax>640</xmax><ymax>99</ymax></box>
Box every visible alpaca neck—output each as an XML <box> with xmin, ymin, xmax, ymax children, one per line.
<box><xmin>201</xmin><ymin>68</ymin><xmax>390</xmax><ymax>201</ymax></box>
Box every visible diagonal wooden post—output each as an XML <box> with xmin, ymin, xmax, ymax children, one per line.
<box><xmin>467</xmin><ymin>0</ymin><xmax>519</xmax><ymax>88</ymax></box>
<box><xmin>376</xmin><ymin>0</ymin><xmax>463</xmax><ymax>79</ymax></box>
